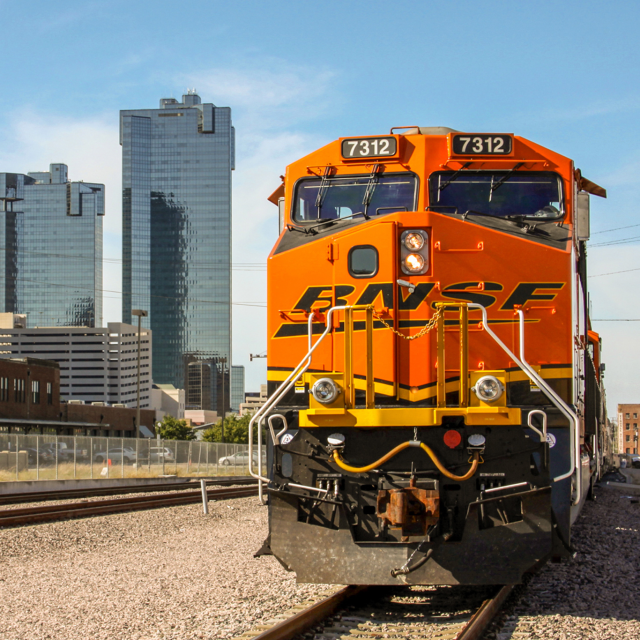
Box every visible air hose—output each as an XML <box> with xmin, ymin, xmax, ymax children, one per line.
<box><xmin>331</xmin><ymin>441</ymin><xmax>481</xmax><ymax>481</ymax></box>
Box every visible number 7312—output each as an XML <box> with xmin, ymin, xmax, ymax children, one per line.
<box><xmin>453</xmin><ymin>134</ymin><xmax>511</xmax><ymax>155</ymax></box>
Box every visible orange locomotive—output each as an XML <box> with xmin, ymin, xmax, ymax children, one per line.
<box><xmin>249</xmin><ymin>127</ymin><xmax>608</xmax><ymax>585</ymax></box>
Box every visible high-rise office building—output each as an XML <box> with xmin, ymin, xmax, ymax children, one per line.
<box><xmin>0</xmin><ymin>164</ymin><xmax>104</xmax><ymax>327</ymax></box>
<box><xmin>230</xmin><ymin>365</ymin><xmax>245</xmax><ymax>413</ymax></box>
<box><xmin>120</xmin><ymin>91</ymin><xmax>234</xmax><ymax>414</ymax></box>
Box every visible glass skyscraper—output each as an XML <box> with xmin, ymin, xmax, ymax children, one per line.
<box><xmin>0</xmin><ymin>164</ymin><xmax>103</xmax><ymax>327</ymax></box>
<box><xmin>120</xmin><ymin>91</ymin><xmax>234</xmax><ymax>413</ymax></box>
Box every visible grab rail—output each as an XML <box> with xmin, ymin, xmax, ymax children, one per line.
<box><xmin>468</xmin><ymin>303</ymin><xmax>579</xmax><ymax>503</ymax></box>
<box><xmin>248</xmin><ymin>307</ymin><xmax>347</xmax><ymax>496</ymax></box>
<box><xmin>515</xmin><ymin>309</ymin><xmax>580</xmax><ymax>498</ymax></box>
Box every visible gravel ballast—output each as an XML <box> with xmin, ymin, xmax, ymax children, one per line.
<box><xmin>2</xmin><ymin>484</ymin><xmax>639</xmax><ymax>639</ymax></box>
<box><xmin>485</xmin><ymin>485</ymin><xmax>640</xmax><ymax>640</ymax></box>
<box><xmin>0</xmin><ymin>496</ymin><xmax>329</xmax><ymax>640</ymax></box>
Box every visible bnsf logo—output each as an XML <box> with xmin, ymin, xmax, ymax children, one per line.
<box><xmin>274</xmin><ymin>281</ymin><xmax>565</xmax><ymax>338</ymax></box>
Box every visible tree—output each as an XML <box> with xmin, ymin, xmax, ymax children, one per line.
<box><xmin>156</xmin><ymin>415</ymin><xmax>196</xmax><ymax>441</ymax></box>
<box><xmin>202</xmin><ymin>412</ymin><xmax>265</xmax><ymax>444</ymax></box>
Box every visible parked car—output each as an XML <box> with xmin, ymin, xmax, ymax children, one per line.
<box><xmin>218</xmin><ymin>451</ymin><xmax>265</xmax><ymax>466</ymax></box>
<box><xmin>149</xmin><ymin>447</ymin><xmax>175</xmax><ymax>463</ymax></box>
<box><xmin>93</xmin><ymin>448</ymin><xmax>137</xmax><ymax>464</ymax></box>
<box><xmin>41</xmin><ymin>442</ymin><xmax>90</xmax><ymax>462</ymax></box>
<box><xmin>18</xmin><ymin>447</ymin><xmax>55</xmax><ymax>465</ymax></box>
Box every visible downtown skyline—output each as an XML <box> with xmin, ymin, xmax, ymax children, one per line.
<box><xmin>0</xmin><ymin>0</ymin><xmax>639</xmax><ymax>409</ymax></box>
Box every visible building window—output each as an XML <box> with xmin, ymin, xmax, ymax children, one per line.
<box><xmin>627</xmin><ymin>435</ymin><xmax>631</xmax><ymax>442</ymax></box>
<box><xmin>627</xmin><ymin>448</ymin><xmax>631</xmax><ymax>453</ymax></box>
<box><xmin>32</xmin><ymin>380</ymin><xmax>40</xmax><ymax>404</ymax></box>
<box><xmin>0</xmin><ymin>377</ymin><xmax>8</xmax><ymax>401</ymax></box>
<box><xmin>635</xmin><ymin>413</ymin><xmax>638</xmax><ymax>419</ymax></box>
<box><xmin>635</xmin><ymin>424</ymin><xmax>638</xmax><ymax>429</ymax></box>
<box><xmin>626</xmin><ymin>413</ymin><xmax>630</xmax><ymax>419</ymax></box>
<box><xmin>14</xmin><ymin>379</ymin><xmax>25</xmax><ymax>403</ymax></box>
<box><xmin>47</xmin><ymin>382</ymin><xmax>53</xmax><ymax>405</ymax></box>
<box><xmin>626</xmin><ymin>423</ymin><xmax>630</xmax><ymax>430</ymax></box>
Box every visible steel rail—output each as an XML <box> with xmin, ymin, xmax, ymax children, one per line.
<box><xmin>455</xmin><ymin>585</ymin><xmax>514</xmax><ymax>640</ymax></box>
<box><xmin>250</xmin><ymin>585</ymin><xmax>369</xmax><ymax>640</ymax></box>
<box><xmin>0</xmin><ymin>477</ymin><xmax>257</xmax><ymax>506</ymax></box>
<box><xmin>0</xmin><ymin>485</ymin><xmax>258</xmax><ymax>527</ymax></box>
<box><xmin>242</xmin><ymin>583</ymin><xmax>512</xmax><ymax>640</ymax></box>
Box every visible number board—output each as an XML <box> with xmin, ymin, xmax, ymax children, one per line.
<box><xmin>341</xmin><ymin>137</ymin><xmax>398</xmax><ymax>159</ymax></box>
<box><xmin>452</xmin><ymin>134</ymin><xmax>513</xmax><ymax>155</ymax></box>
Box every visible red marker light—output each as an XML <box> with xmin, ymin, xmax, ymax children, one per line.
<box><xmin>443</xmin><ymin>430</ymin><xmax>462</xmax><ymax>449</ymax></box>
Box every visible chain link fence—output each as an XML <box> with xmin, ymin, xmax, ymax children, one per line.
<box><xmin>0</xmin><ymin>434</ymin><xmax>265</xmax><ymax>481</ymax></box>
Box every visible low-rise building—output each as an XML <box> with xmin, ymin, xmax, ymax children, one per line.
<box><xmin>184</xmin><ymin>409</ymin><xmax>218</xmax><ymax>426</ymax></box>
<box><xmin>150</xmin><ymin>384</ymin><xmax>185</xmax><ymax>420</ymax></box>
<box><xmin>239</xmin><ymin>384</ymin><xmax>268</xmax><ymax>416</ymax></box>
<box><xmin>617</xmin><ymin>404</ymin><xmax>640</xmax><ymax>454</ymax></box>
<box><xmin>0</xmin><ymin>357</ymin><xmax>155</xmax><ymax>436</ymax></box>
<box><xmin>0</xmin><ymin>317</ymin><xmax>151</xmax><ymax>408</ymax></box>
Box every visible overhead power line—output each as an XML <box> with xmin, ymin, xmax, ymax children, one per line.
<box><xmin>591</xmin><ymin>223</ymin><xmax>640</xmax><ymax>235</ymax></box>
<box><xmin>589</xmin><ymin>267</ymin><xmax>640</xmax><ymax>278</ymax></box>
<box><xmin>589</xmin><ymin>235</ymin><xmax>640</xmax><ymax>248</ymax></box>
<box><xmin>13</xmin><ymin>277</ymin><xmax>266</xmax><ymax>307</ymax></box>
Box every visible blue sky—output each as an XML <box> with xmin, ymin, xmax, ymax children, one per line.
<box><xmin>0</xmin><ymin>0</ymin><xmax>639</xmax><ymax>414</ymax></box>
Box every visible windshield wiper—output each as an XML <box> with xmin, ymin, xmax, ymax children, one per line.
<box><xmin>286</xmin><ymin>223</ymin><xmax>317</xmax><ymax>235</ymax></box>
<box><xmin>314</xmin><ymin>166</ymin><xmax>336</xmax><ymax>213</ymax></box>
<box><xmin>490</xmin><ymin>163</ymin><xmax>524</xmax><ymax>193</ymax></box>
<box><xmin>305</xmin><ymin>210</ymin><xmax>368</xmax><ymax>233</ymax></box>
<box><xmin>461</xmin><ymin>209</ymin><xmax>496</xmax><ymax>219</ymax></box>
<box><xmin>438</xmin><ymin>162</ymin><xmax>472</xmax><ymax>192</ymax></box>
<box><xmin>361</xmin><ymin>164</ymin><xmax>382</xmax><ymax>216</ymax></box>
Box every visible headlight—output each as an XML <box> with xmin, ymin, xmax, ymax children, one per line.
<box><xmin>404</xmin><ymin>253</ymin><xmax>425</xmax><ymax>273</ymax></box>
<box><xmin>472</xmin><ymin>375</ymin><xmax>504</xmax><ymax>403</ymax></box>
<box><xmin>404</xmin><ymin>232</ymin><xmax>424</xmax><ymax>251</ymax></box>
<box><xmin>400</xmin><ymin>229</ymin><xmax>429</xmax><ymax>275</ymax></box>
<box><xmin>311</xmin><ymin>378</ymin><xmax>341</xmax><ymax>404</ymax></box>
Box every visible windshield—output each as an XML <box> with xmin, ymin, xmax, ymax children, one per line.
<box><xmin>429</xmin><ymin>171</ymin><xmax>563</xmax><ymax>219</ymax></box>
<box><xmin>293</xmin><ymin>173</ymin><xmax>417</xmax><ymax>222</ymax></box>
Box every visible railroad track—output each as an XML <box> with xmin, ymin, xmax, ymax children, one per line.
<box><xmin>235</xmin><ymin>583</ymin><xmax>514</xmax><ymax>640</ymax></box>
<box><xmin>0</xmin><ymin>476</ymin><xmax>257</xmax><ymax>505</ymax></box>
<box><xmin>0</xmin><ymin>485</ymin><xmax>258</xmax><ymax>528</ymax></box>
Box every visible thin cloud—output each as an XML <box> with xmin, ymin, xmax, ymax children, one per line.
<box><xmin>183</xmin><ymin>63</ymin><xmax>338</xmax><ymax>132</ymax></box>
<box><xmin>510</xmin><ymin>95</ymin><xmax>640</xmax><ymax>127</ymax></box>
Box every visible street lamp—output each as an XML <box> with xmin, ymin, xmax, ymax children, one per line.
<box><xmin>132</xmin><ymin>309</ymin><xmax>148</xmax><ymax>439</ymax></box>
<box><xmin>220</xmin><ymin>357</ymin><xmax>227</xmax><ymax>443</ymax></box>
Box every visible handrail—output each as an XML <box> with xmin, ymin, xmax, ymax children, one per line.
<box><xmin>527</xmin><ymin>409</ymin><xmax>548</xmax><ymax>443</ymax></box>
<box><xmin>248</xmin><ymin>307</ymin><xmax>347</xmax><ymax>492</ymax></box>
<box><xmin>435</xmin><ymin>303</ymin><xmax>468</xmax><ymax>408</ymax></box>
<box><xmin>268</xmin><ymin>414</ymin><xmax>289</xmax><ymax>445</ymax></box>
<box><xmin>515</xmin><ymin>309</ymin><xmax>580</xmax><ymax>498</ymax></box>
<box><xmin>249</xmin><ymin>301</ymin><xmax>581</xmax><ymax>506</ymax></box>
<box><xmin>467</xmin><ymin>303</ymin><xmax>579</xmax><ymax>503</ymax></box>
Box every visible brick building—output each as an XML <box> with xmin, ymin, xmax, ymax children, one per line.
<box><xmin>617</xmin><ymin>404</ymin><xmax>640</xmax><ymax>454</ymax></box>
<box><xmin>0</xmin><ymin>357</ymin><xmax>155</xmax><ymax>437</ymax></box>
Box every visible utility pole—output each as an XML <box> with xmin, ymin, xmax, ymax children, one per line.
<box><xmin>132</xmin><ymin>309</ymin><xmax>148</xmax><ymax>439</ymax></box>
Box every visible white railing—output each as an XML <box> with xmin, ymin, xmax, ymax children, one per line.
<box><xmin>469</xmin><ymin>304</ymin><xmax>579</xmax><ymax>503</ymax></box>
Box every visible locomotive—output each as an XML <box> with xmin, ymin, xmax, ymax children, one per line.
<box><xmin>248</xmin><ymin>126</ymin><xmax>608</xmax><ymax>585</ymax></box>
